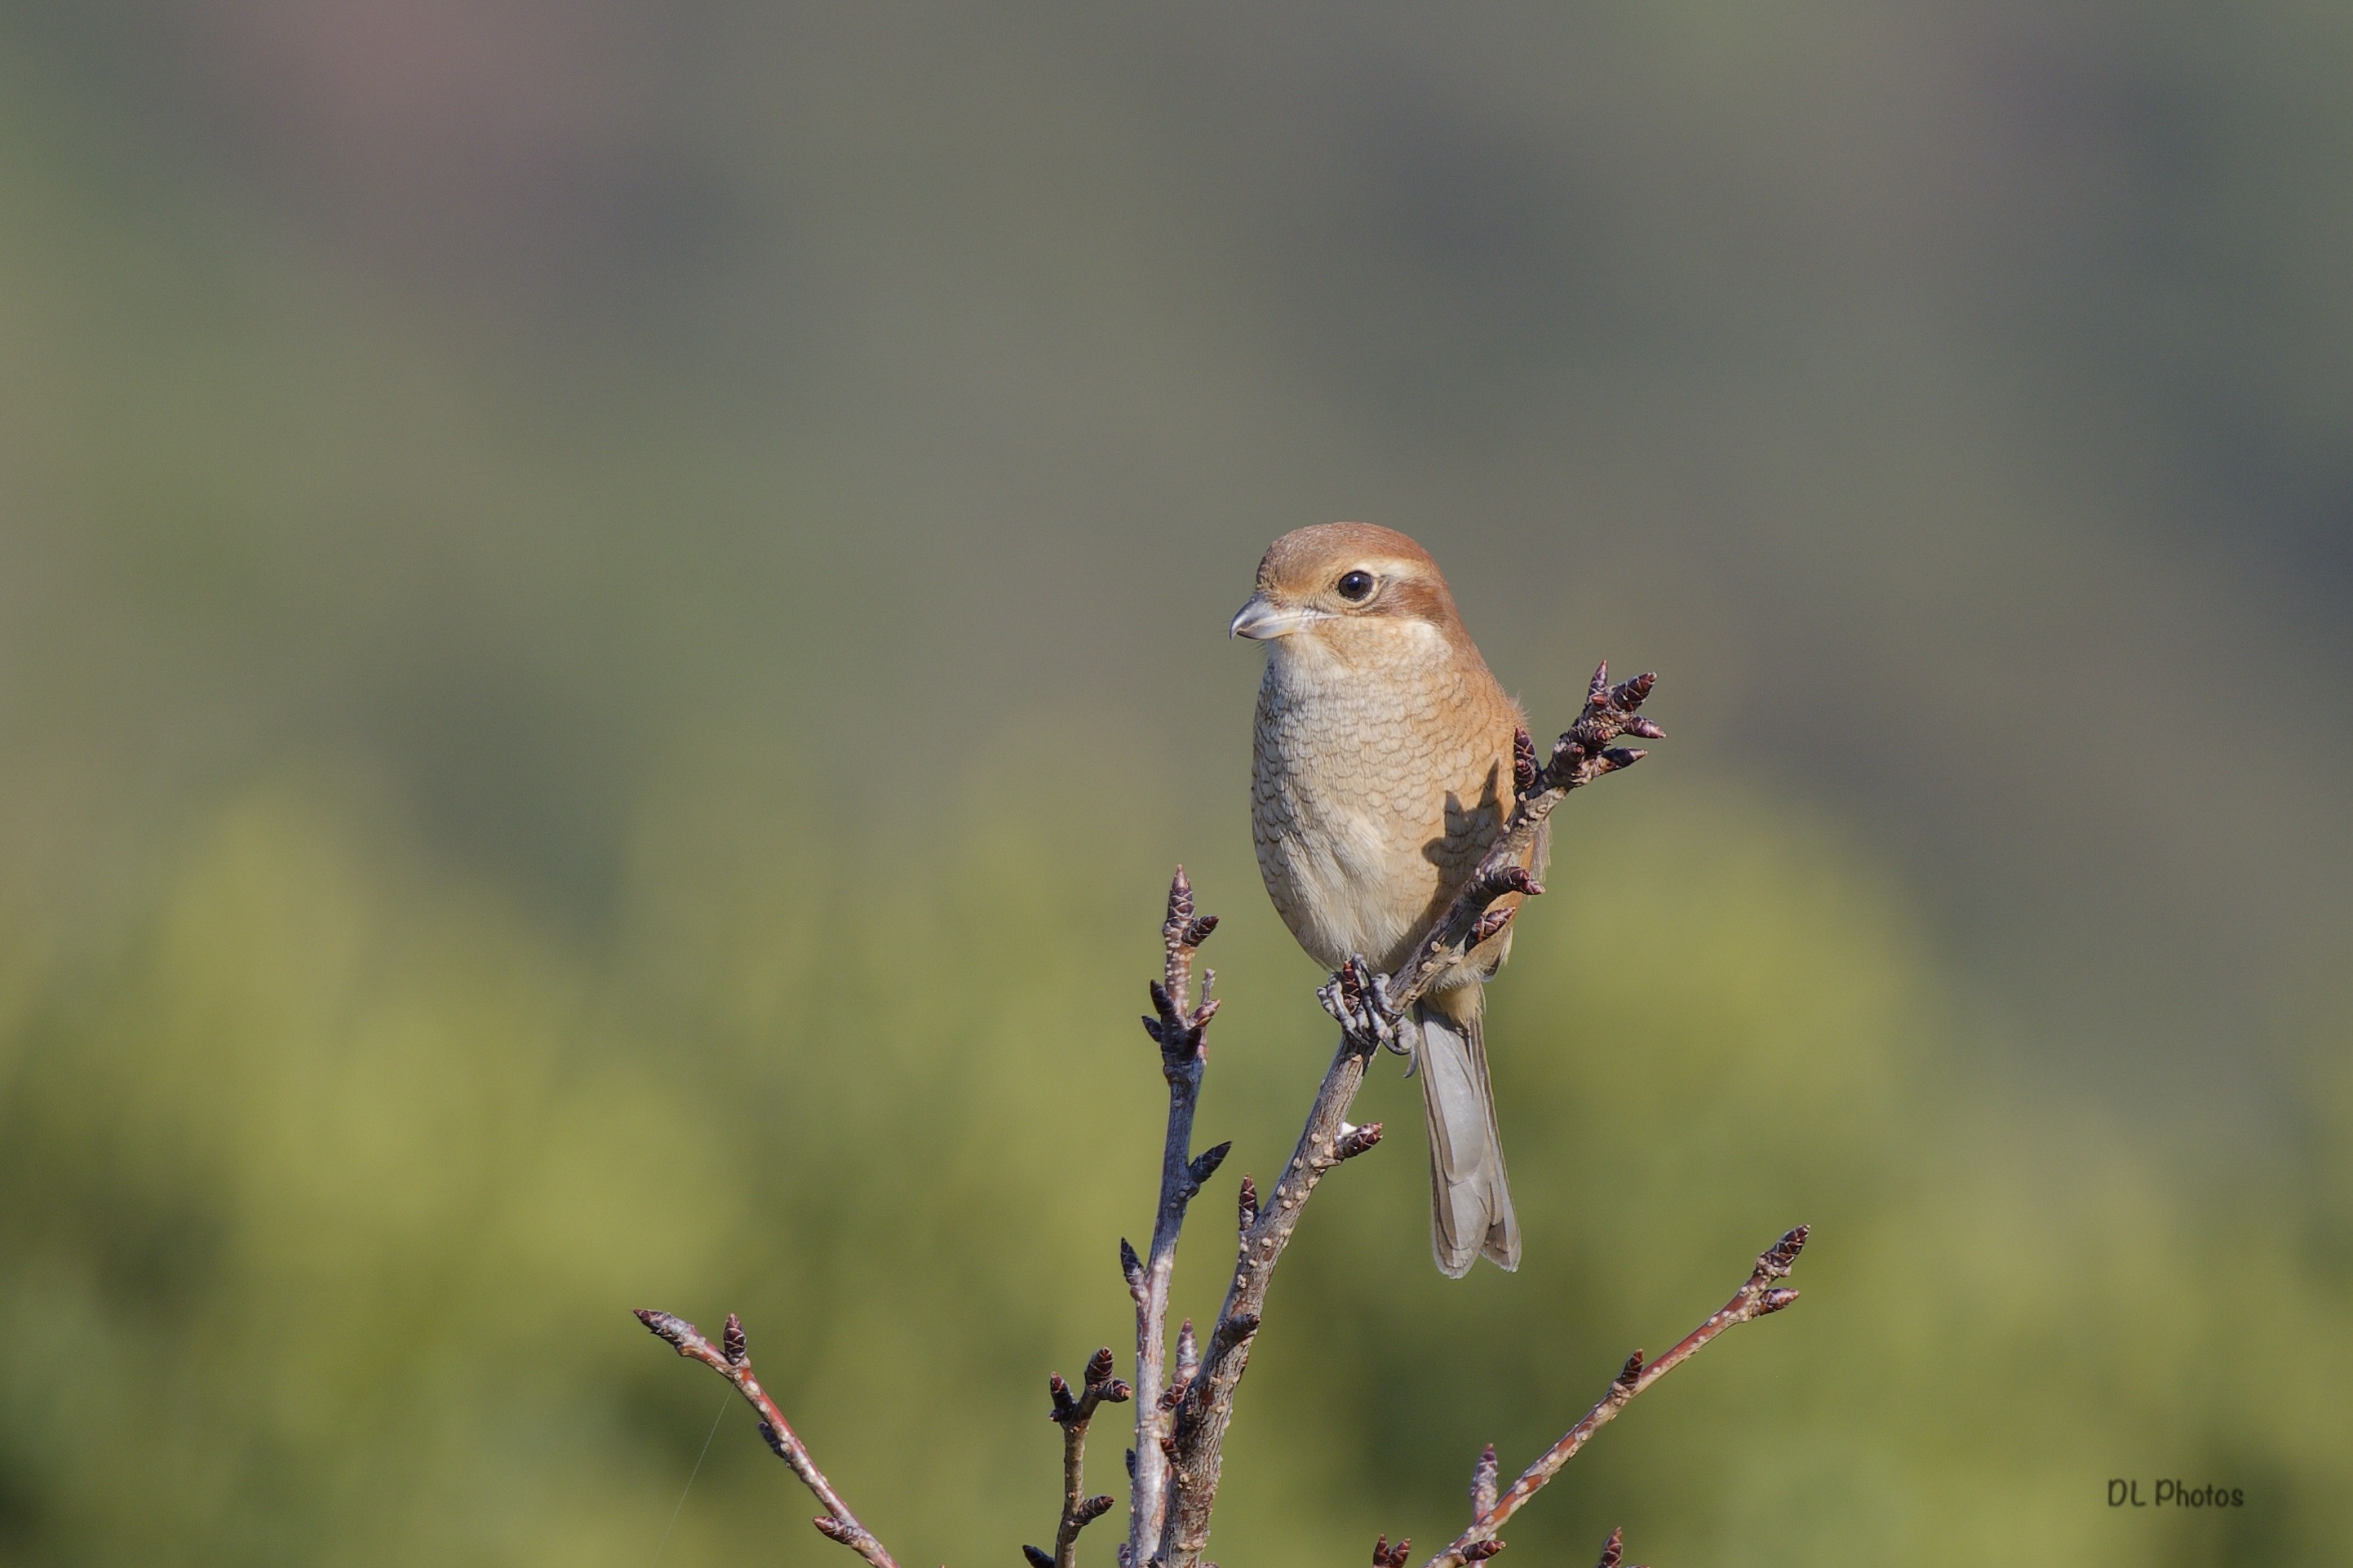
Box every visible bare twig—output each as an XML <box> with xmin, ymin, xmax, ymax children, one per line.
<box><xmin>1125</xmin><ymin>868</ymin><xmax>1226</xmax><ymax>1564</ymax></box>
<box><xmin>634</xmin><ymin>1309</ymin><xmax>900</xmax><ymax>1568</ymax></box>
<box><xmin>631</xmin><ymin>661</ymin><xmax>1801</xmax><ymax>1568</ymax></box>
<box><xmin>1150</xmin><ymin>668</ymin><xmax>1664</xmax><ymax>1568</ymax></box>
<box><xmin>1416</xmin><ymin>1226</ymin><xmax>1810</xmax><ymax>1568</ymax></box>
<box><xmin>1387</xmin><ymin>664</ymin><xmax>1663</xmax><ymax>1017</ymax></box>
<box><xmin>1025</xmin><ymin>1347</ymin><xmax>1131</xmax><ymax>1568</ymax></box>
<box><xmin>1154</xmin><ymin>961</ymin><xmax>1390</xmax><ymax>1567</ymax></box>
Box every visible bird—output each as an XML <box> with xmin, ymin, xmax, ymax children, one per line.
<box><xmin>1230</xmin><ymin>522</ymin><xmax>1544</xmax><ymax>1277</ymax></box>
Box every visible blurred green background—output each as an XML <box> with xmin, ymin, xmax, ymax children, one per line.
<box><xmin>0</xmin><ymin>4</ymin><xmax>2347</xmax><ymax>1564</ymax></box>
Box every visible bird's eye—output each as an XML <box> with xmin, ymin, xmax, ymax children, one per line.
<box><xmin>1336</xmin><ymin>570</ymin><xmax>1376</xmax><ymax>602</ymax></box>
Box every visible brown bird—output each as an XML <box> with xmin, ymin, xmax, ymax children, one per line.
<box><xmin>1231</xmin><ymin>523</ymin><xmax>1544</xmax><ymax>1276</ymax></box>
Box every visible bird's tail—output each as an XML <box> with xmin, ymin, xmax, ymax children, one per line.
<box><xmin>1414</xmin><ymin>997</ymin><xmax>1520</xmax><ymax>1277</ymax></box>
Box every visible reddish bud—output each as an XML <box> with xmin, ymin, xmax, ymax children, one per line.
<box><xmin>1761</xmin><ymin>1225</ymin><xmax>1809</xmax><ymax>1275</ymax></box>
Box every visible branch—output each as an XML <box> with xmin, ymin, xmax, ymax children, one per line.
<box><xmin>634</xmin><ymin>1309</ymin><xmax>900</xmax><ymax>1568</ymax></box>
<box><xmin>1026</xmin><ymin>1347</ymin><xmax>1132</xmax><ymax>1568</ymax></box>
<box><xmin>1415</xmin><ymin>1226</ymin><xmax>1810</xmax><ymax>1568</ymax></box>
<box><xmin>1151</xmin><ymin>667</ymin><xmax>1663</xmax><ymax>1568</ymax></box>
<box><xmin>1124</xmin><ymin>868</ymin><xmax>1226</xmax><ymax>1565</ymax></box>
<box><xmin>1387</xmin><ymin>663</ymin><xmax>1663</xmax><ymax>1017</ymax></box>
<box><xmin>1154</xmin><ymin>960</ymin><xmax>1389</xmax><ymax>1566</ymax></box>
<box><xmin>631</xmin><ymin>662</ymin><xmax>1726</xmax><ymax>1568</ymax></box>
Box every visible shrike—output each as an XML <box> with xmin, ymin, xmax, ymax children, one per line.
<box><xmin>1232</xmin><ymin>523</ymin><xmax>1542</xmax><ymax>1277</ymax></box>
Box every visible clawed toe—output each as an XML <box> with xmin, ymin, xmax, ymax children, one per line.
<box><xmin>1318</xmin><ymin>956</ymin><xmax>1411</xmax><ymax>1055</ymax></box>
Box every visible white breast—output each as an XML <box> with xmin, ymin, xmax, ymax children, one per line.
<box><xmin>1251</xmin><ymin>630</ymin><xmax>1451</xmax><ymax>969</ymax></box>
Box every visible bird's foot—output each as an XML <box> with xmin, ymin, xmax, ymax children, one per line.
<box><xmin>1318</xmin><ymin>956</ymin><xmax>1411</xmax><ymax>1056</ymax></box>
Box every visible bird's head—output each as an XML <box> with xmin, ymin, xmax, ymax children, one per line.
<box><xmin>1230</xmin><ymin>522</ymin><xmax>1472</xmax><ymax>667</ymax></box>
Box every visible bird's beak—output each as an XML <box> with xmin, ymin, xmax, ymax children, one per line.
<box><xmin>1230</xmin><ymin>594</ymin><xmax>1320</xmax><ymax>640</ymax></box>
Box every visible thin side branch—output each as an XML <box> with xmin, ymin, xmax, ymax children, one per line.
<box><xmin>1154</xmin><ymin>961</ymin><xmax>1390</xmax><ymax>1566</ymax></box>
<box><xmin>1416</xmin><ymin>1225</ymin><xmax>1810</xmax><ymax>1568</ymax></box>
<box><xmin>634</xmin><ymin>1309</ymin><xmax>900</xmax><ymax>1568</ymax></box>
<box><xmin>1125</xmin><ymin>867</ymin><xmax>1225</xmax><ymax>1565</ymax></box>
<box><xmin>1389</xmin><ymin>665</ymin><xmax>1662</xmax><ymax>1017</ymax></box>
<box><xmin>1026</xmin><ymin>1347</ymin><xmax>1132</xmax><ymax>1568</ymax></box>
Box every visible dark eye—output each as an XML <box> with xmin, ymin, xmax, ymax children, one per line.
<box><xmin>1336</xmin><ymin>569</ymin><xmax>1376</xmax><ymax>602</ymax></box>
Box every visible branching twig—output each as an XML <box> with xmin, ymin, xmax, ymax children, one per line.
<box><xmin>1153</xmin><ymin>962</ymin><xmax>1389</xmax><ymax>1566</ymax></box>
<box><xmin>633</xmin><ymin>1309</ymin><xmax>900</xmax><ymax>1568</ymax></box>
<box><xmin>1150</xmin><ymin>667</ymin><xmax>1663</xmax><ymax>1566</ymax></box>
<box><xmin>1415</xmin><ymin>1226</ymin><xmax>1810</xmax><ymax>1568</ymax></box>
<box><xmin>630</xmin><ymin>659</ymin><xmax>1799</xmax><ymax>1568</ymax></box>
<box><xmin>1124</xmin><ymin>868</ymin><xmax>1226</xmax><ymax>1565</ymax></box>
<box><xmin>1026</xmin><ymin>1347</ymin><xmax>1132</xmax><ymax>1568</ymax></box>
<box><xmin>1386</xmin><ymin>664</ymin><xmax>1663</xmax><ymax>1017</ymax></box>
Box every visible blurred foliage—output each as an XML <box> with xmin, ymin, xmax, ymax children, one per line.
<box><xmin>0</xmin><ymin>4</ymin><xmax>2349</xmax><ymax>1563</ymax></box>
<box><xmin>0</xmin><ymin>768</ymin><xmax>2344</xmax><ymax>1565</ymax></box>
<box><xmin>2</xmin><ymin>2</ymin><xmax>2350</xmax><ymax>1102</ymax></box>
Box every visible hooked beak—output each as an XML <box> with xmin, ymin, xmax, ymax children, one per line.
<box><xmin>1229</xmin><ymin>594</ymin><xmax>1323</xmax><ymax>640</ymax></box>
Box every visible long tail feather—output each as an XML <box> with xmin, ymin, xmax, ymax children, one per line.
<box><xmin>1414</xmin><ymin>999</ymin><xmax>1520</xmax><ymax>1277</ymax></box>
